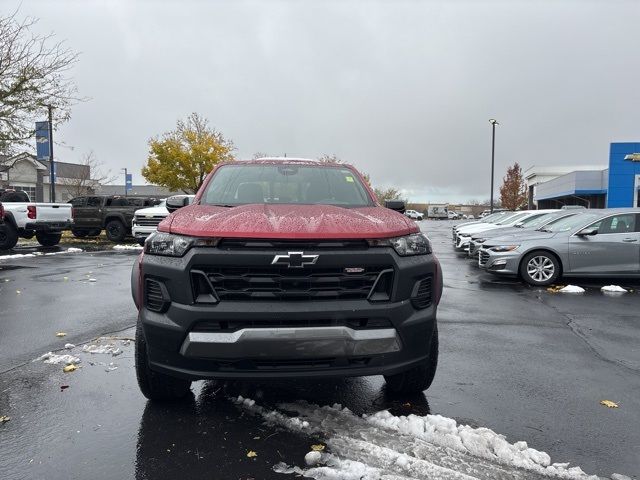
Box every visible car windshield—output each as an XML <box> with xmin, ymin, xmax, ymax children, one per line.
<box><xmin>495</xmin><ymin>212</ymin><xmax>527</xmax><ymax>225</ymax></box>
<box><xmin>515</xmin><ymin>213</ymin><xmax>556</xmax><ymax>228</ymax></box>
<box><xmin>540</xmin><ymin>213</ymin><xmax>600</xmax><ymax>232</ymax></box>
<box><xmin>485</xmin><ymin>212</ymin><xmax>513</xmax><ymax>223</ymax></box>
<box><xmin>201</xmin><ymin>164</ymin><xmax>374</xmax><ymax>207</ymax></box>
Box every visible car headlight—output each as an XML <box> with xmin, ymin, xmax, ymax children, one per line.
<box><xmin>475</xmin><ymin>238</ymin><xmax>486</xmax><ymax>243</ymax></box>
<box><xmin>459</xmin><ymin>233</ymin><xmax>470</xmax><ymax>237</ymax></box>
<box><xmin>369</xmin><ymin>233</ymin><xmax>432</xmax><ymax>256</ymax></box>
<box><xmin>144</xmin><ymin>232</ymin><xmax>218</xmax><ymax>257</ymax></box>
<box><xmin>489</xmin><ymin>245</ymin><xmax>519</xmax><ymax>252</ymax></box>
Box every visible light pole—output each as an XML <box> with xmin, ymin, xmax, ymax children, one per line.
<box><xmin>48</xmin><ymin>105</ymin><xmax>55</xmax><ymax>202</ymax></box>
<box><xmin>489</xmin><ymin>119</ymin><xmax>499</xmax><ymax>213</ymax></box>
<box><xmin>121</xmin><ymin>168</ymin><xmax>128</xmax><ymax>196</ymax></box>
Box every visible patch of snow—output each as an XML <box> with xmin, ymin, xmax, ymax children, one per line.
<box><xmin>611</xmin><ymin>474</ymin><xmax>632</xmax><ymax>480</ymax></box>
<box><xmin>0</xmin><ymin>248</ymin><xmax>84</xmax><ymax>261</ymax></box>
<box><xmin>35</xmin><ymin>352</ymin><xmax>80</xmax><ymax>365</ymax></box>
<box><xmin>304</xmin><ymin>451</ymin><xmax>323</xmax><ymax>466</ymax></box>
<box><xmin>112</xmin><ymin>244</ymin><xmax>143</xmax><ymax>250</ymax></box>
<box><xmin>601</xmin><ymin>285</ymin><xmax>627</xmax><ymax>293</ymax></box>
<box><xmin>66</xmin><ymin>247</ymin><xmax>83</xmax><ymax>253</ymax></box>
<box><xmin>64</xmin><ymin>343</ymin><xmax>75</xmax><ymax>349</ymax></box>
<box><xmin>559</xmin><ymin>285</ymin><xmax>585</xmax><ymax>293</ymax></box>
<box><xmin>82</xmin><ymin>343</ymin><xmax>122</xmax><ymax>356</ymax></box>
<box><xmin>233</xmin><ymin>397</ymin><xmax>602</xmax><ymax>480</ymax></box>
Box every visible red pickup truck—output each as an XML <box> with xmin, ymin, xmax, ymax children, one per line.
<box><xmin>131</xmin><ymin>159</ymin><xmax>442</xmax><ymax>401</ymax></box>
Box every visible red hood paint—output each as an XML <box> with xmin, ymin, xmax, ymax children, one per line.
<box><xmin>159</xmin><ymin>204</ymin><xmax>418</xmax><ymax>239</ymax></box>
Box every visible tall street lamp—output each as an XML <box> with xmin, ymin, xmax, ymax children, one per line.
<box><xmin>489</xmin><ymin>119</ymin><xmax>499</xmax><ymax>213</ymax></box>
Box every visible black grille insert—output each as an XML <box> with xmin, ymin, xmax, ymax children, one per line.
<box><xmin>192</xmin><ymin>265</ymin><xmax>393</xmax><ymax>302</ymax></box>
<box><xmin>145</xmin><ymin>279</ymin><xmax>169</xmax><ymax>312</ymax></box>
<box><xmin>411</xmin><ymin>276</ymin><xmax>433</xmax><ymax>309</ymax></box>
<box><xmin>217</xmin><ymin>239</ymin><xmax>369</xmax><ymax>250</ymax></box>
<box><xmin>479</xmin><ymin>250</ymin><xmax>490</xmax><ymax>266</ymax></box>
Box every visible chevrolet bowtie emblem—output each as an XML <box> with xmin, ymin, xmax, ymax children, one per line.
<box><xmin>271</xmin><ymin>251</ymin><xmax>319</xmax><ymax>268</ymax></box>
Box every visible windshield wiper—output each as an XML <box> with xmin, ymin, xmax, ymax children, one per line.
<box><xmin>211</xmin><ymin>204</ymin><xmax>235</xmax><ymax>208</ymax></box>
<box><xmin>538</xmin><ymin>228</ymin><xmax>552</xmax><ymax>233</ymax></box>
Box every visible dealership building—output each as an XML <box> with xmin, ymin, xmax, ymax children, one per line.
<box><xmin>525</xmin><ymin>142</ymin><xmax>640</xmax><ymax>209</ymax></box>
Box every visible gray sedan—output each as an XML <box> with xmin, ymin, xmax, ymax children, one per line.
<box><xmin>479</xmin><ymin>209</ymin><xmax>640</xmax><ymax>286</ymax></box>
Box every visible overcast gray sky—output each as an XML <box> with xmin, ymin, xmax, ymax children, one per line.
<box><xmin>17</xmin><ymin>0</ymin><xmax>640</xmax><ymax>203</ymax></box>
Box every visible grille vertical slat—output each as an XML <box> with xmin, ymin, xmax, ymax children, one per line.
<box><xmin>411</xmin><ymin>276</ymin><xmax>433</xmax><ymax>309</ymax></box>
<box><xmin>145</xmin><ymin>279</ymin><xmax>166</xmax><ymax>312</ymax></box>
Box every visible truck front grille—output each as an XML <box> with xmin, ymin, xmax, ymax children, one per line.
<box><xmin>191</xmin><ymin>265</ymin><xmax>393</xmax><ymax>302</ymax></box>
<box><xmin>134</xmin><ymin>215</ymin><xmax>165</xmax><ymax>227</ymax></box>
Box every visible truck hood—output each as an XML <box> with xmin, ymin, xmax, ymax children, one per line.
<box><xmin>162</xmin><ymin>204</ymin><xmax>419</xmax><ymax>239</ymax></box>
<box><xmin>134</xmin><ymin>205</ymin><xmax>169</xmax><ymax>216</ymax></box>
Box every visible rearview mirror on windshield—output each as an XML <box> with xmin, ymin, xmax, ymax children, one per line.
<box><xmin>576</xmin><ymin>227</ymin><xmax>598</xmax><ymax>236</ymax></box>
<box><xmin>166</xmin><ymin>195</ymin><xmax>193</xmax><ymax>213</ymax></box>
<box><xmin>384</xmin><ymin>200</ymin><xmax>406</xmax><ymax>213</ymax></box>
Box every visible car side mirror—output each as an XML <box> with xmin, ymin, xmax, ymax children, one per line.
<box><xmin>166</xmin><ymin>195</ymin><xmax>192</xmax><ymax>213</ymax></box>
<box><xmin>384</xmin><ymin>200</ymin><xmax>406</xmax><ymax>214</ymax></box>
<box><xmin>576</xmin><ymin>227</ymin><xmax>598</xmax><ymax>236</ymax></box>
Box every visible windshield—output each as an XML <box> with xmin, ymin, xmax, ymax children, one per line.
<box><xmin>201</xmin><ymin>164</ymin><xmax>374</xmax><ymax>207</ymax></box>
<box><xmin>495</xmin><ymin>212</ymin><xmax>526</xmax><ymax>225</ymax></box>
<box><xmin>516</xmin><ymin>213</ymin><xmax>555</xmax><ymax>228</ymax></box>
<box><xmin>541</xmin><ymin>213</ymin><xmax>599</xmax><ymax>232</ymax></box>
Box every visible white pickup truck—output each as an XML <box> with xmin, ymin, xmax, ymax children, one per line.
<box><xmin>0</xmin><ymin>191</ymin><xmax>73</xmax><ymax>249</ymax></box>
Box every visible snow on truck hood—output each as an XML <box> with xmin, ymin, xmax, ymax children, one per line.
<box><xmin>161</xmin><ymin>204</ymin><xmax>419</xmax><ymax>239</ymax></box>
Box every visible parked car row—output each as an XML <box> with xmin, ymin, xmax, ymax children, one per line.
<box><xmin>452</xmin><ymin>208</ymin><xmax>640</xmax><ymax>286</ymax></box>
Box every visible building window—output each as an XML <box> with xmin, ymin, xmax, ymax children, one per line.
<box><xmin>10</xmin><ymin>185</ymin><xmax>36</xmax><ymax>201</ymax></box>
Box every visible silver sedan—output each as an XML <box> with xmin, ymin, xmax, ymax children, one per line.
<box><xmin>478</xmin><ymin>209</ymin><xmax>640</xmax><ymax>286</ymax></box>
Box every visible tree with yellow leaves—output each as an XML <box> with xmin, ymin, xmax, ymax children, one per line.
<box><xmin>142</xmin><ymin>113</ymin><xmax>235</xmax><ymax>193</ymax></box>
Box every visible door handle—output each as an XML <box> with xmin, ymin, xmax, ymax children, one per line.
<box><xmin>622</xmin><ymin>238</ymin><xmax>638</xmax><ymax>243</ymax></box>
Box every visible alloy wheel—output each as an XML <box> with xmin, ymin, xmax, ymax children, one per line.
<box><xmin>527</xmin><ymin>256</ymin><xmax>555</xmax><ymax>283</ymax></box>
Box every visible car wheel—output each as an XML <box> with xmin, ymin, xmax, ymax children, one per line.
<box><xmin>105</xmin><ymin>220</ymin><xmax>126</xmax><ymax>242</ymax></box>
<box><xmin>135</xmin><ymin>320</ymin><xmax>191</xmax><ymax>401</ymax></box>
<box><xmin>0</xmin><ymin>224</ymin><xmax>19</xmax><ymax>250</ymax></box>
<box><xmin>35</xmin><ymin>232</ymin><xmax>62</xmax><ymax>247</ymax></box>
<box><xmin>520</xmin><ymin>251</ymin><xmax>561</xmax><ymax>286</ymax></box>
<box><xmin>72</xmin><ymin>229</ymin><xmax>88</xmax><ymax>238</ymax></box>
<box><xmin>385</xmin><ymin>325</ymin><xmax>438</xmax><ymax>394</ymax></box>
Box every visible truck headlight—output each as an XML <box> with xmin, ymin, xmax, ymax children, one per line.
<box><xmin>144</xmin><ymin>232</ymin><xmax>219</xmax><ymax>257</ymax></box>
<box><xmin>144</xmin><ymin>232</ymin><xmax>193</xmax><ymax>257</ymax></box>
<box><xmin>369</xmin><ymin>233</ymin><xmax>432</xmax><ymax>256</ymax></box>
<box><xmin>489</xmin><ymin>245</ymin><xmax>519</xmax><ymax>252</ymax></box>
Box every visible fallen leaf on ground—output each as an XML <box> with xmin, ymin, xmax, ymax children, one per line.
<box><xmin>63</xmin><ymin>364</ymin><xmax>79</xmax><ymax>373</ymax></box>
<box><xmin>0</xmin><ymin>415</ymin><xmax>10</xmax><ymax>423</ymax></box>
<box><xmin>600</xmin><ymin>400</ymin><xmax>619</xmax><ymax>408</ymax></box>
<box><xmin>60</xmin><ymin>385</ymin><xmax>69</xmax><ymax>391</ymax></box>
<box><xmin>56</xmin><ymin>332</ymin><xmax>67</xmax><ymax>337</ymax></box>
<box><xmin>311</xmin><ymin>444</ymin><xmax>325</xmax><ymax>451</ymax></box>
<box><xmin>247</xmin><ymin>450</ymin><xmax>257</xmax><ymax>458</ymax></box>
<box><xmin>16</xmin><ymin>290</ymin><xmax>21</xmax><ymax>294</ymax></box>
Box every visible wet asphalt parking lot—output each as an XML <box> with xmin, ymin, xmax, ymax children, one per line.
<box><xmin>0</xmin><ymin>220</ymin><xmax>639</xmax><ymax>479</ymax></box>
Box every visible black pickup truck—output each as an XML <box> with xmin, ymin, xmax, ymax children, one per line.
<box><xmin>70</xmin><ymin>195</ymin><xmax>161</xmax><ymax>242</ymax></box>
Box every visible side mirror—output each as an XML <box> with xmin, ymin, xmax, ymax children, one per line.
<box><xmin>576</xmin><ymin>227</ymin><xmax>598</xmax><ymax>236</ymax></box>
<box><xmin>166</xmin><ymin>195</ymin><xmax>192</xmax><ymax>213</ymax></box>
<box><xmin>384</xmin><ymin>200</ymin><xmax>406</xmax><ymax>214</ymax></box>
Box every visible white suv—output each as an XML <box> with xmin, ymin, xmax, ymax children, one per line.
<box><xmin>405</xmin><ymin>209</ymin><xmax>424</xmax><ymax>220</ymax></box>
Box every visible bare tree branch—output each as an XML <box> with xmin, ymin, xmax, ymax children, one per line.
<box><xmin>0</xmin><ymin>10</ymin><xmax>83</xmax><ymax>153</ymax></box>
<box><xmin>58</xmin><ymin>151</ymin><xmax>116</xmax><ymax>198</ymax></box>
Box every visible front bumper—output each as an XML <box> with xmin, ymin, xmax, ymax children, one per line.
<box><xmin>478</xmin><ymin>247</ymin><xmax>521</xmax><ymax>275</ymax></box>
<box><xmin>135</xmin><ymin>246</ymin><xmax>440</xmax><ymax>380</ymax></box>
<box><xmin>132</xmin><ymin>225</ymin><xmax>158</xmax><ymax>239</ymax></box>
<box><xmin>24</xmin><ymin>221</ymin><xmax>72</xmax><ymax>233</ymax></box>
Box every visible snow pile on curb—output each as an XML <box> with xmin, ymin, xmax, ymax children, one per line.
<box><xmin>559</xmin><ymin>285</ymin><xmax>585</xmax><ymax>293</ymax></box>
<box><xmin>233</xmin><ymin>397</ymin><xmax>606</xmax><ymax>480</ymax></box>
<box><xmin>601</xmin><ymin>285</ymin><xmax>627</xmax><ymax>293</ymax></box>
<box><xmin>113</xmin><ymin>244</ymin><xmax>143</xmax><ymax>251</ymax></box>
<box><xmin>35</xmin><ymin>352</ymin><xmax>80</xmax><ymax>365</ymax></box>
<box><xmin>0</xmin><ymin>248</ymin><xmax>83</xmax><ymax>261</ymax></box>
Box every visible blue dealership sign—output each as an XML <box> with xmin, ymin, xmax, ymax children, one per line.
<box><xmin>35</xmin><ymin>121</ymin><xmax>50</xmax><ymax>160</ymax></box>
<box><xmin>125</xmin><ymin>173</ymin><xmax>133</xmax><ymax>192</ymax></box>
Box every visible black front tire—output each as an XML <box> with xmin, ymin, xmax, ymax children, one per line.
<box><xmin>519</xmin><ymin>250</ymin><xmax>561</xmax><ymax>286</ymax></box>
<box><xmin>385</xmin><ymin>324</ymin><xmax>438</xmax><ymax>394</ymax></box>
<box><xmin>135</xmin><ymin>321</ymin><xmax>192</xmax><ymax>401</ymax></box>
<box><xmin>35</xmin><ymin>232</ymin><xmax>62</xmax><ymax>247</ymax></box>
<box><xmin>105</xmin><ymin>220</ymin><xmax>126</xmax><ymax>242</ymax></box>
<box><xmin>0</xmin><ymin>224</ymin><xmax>19</xmax><ymax>250</ymax></box>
